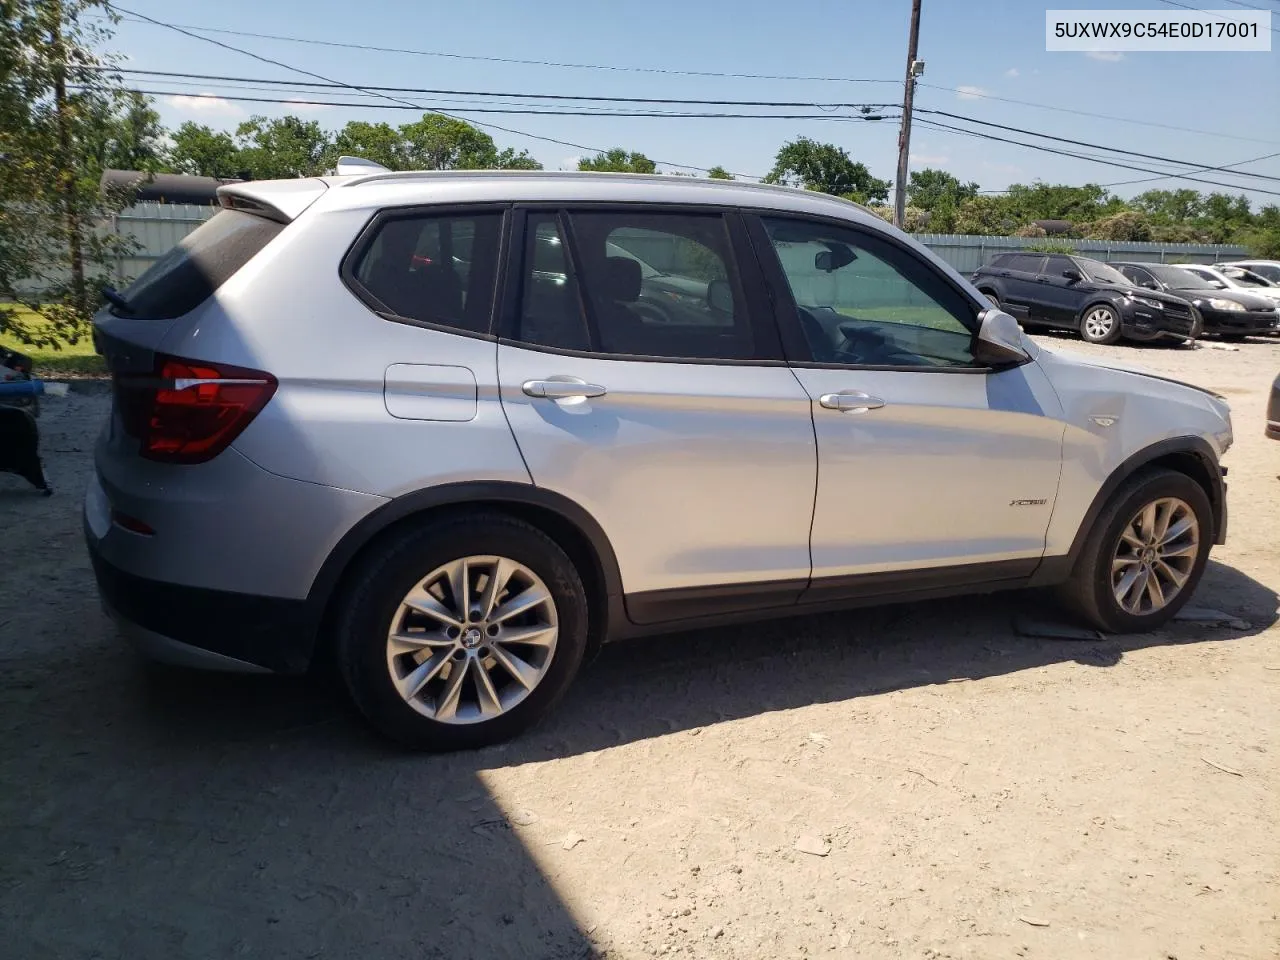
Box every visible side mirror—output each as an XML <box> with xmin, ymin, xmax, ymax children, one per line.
<box><xmin>706</xmin><ymin>278</ymin><xmax>733</xmax><ymax>314</ymax></box>
<box><xmin>1062</xmin><ymin>269</ymin><xmax>1083</xmax><ymax>282</ymax></box>
<box><xmin>1142</xmin><ymin>280</ymin><xmax>1160</xmax><ymax>290</ymax></box>
<box><xmin>974</xmin><ymin>309</ymin><xmax>1031</xmax><ymax>368</ymax></box>
<box><xmin>815</xmin><ymin>244</ymin><xmax>857</xmax><ymax>272</ymax></box>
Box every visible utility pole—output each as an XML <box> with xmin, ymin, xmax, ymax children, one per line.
<box><xmin>893</xmin><ymin>0</ymin><xmax>923</xmax><ymax>229</ymax></box>
<box><xmin>50</xmin><ymin>0</ymin><xmax>86</xmax><ymax>314</ymax></box>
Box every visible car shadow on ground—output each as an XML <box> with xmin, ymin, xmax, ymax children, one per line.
<box><xmin>2</xmin><ymin>559</ymin><xmax>1273</xmax><ymax>958</ymax></box>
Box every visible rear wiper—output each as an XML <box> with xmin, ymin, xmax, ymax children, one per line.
<box><xmin>101</xmin><ymin>285</ymin><xmax>134</xmax><ymax>315</ymax></box>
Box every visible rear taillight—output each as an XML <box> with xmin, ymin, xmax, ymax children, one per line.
<box><xmin>115</xmin><ymin>355</ymin><xmax>277</xmax><ymax>464</ymax></box>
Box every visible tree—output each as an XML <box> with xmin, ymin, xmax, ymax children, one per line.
<box><xmin>764</xmin><ymin>137</ymin><xmax>890</xmax><ymax>203</ymax></box>
<box><xmin>234</xmin><ymin>115</ymin><xmax>331</xmax><ymax>179</ymax></box>
<box><xmin>706</xmin><ymin>165</ymin><xmax>734</xmax><ymax>180</ymax></box>
<box><xmin>953</xmin><ymin>196</ymin><xmax>1017</xmax><ymax>236</ymax></box>
<box><xmin>1085</xmin><ymin>210</ymin><xmax>1153</xmax><ymax>242</ymax></box>
<box><xmin>1003</xmin><ymin>182</ymin><xmax>1115</xmax><ymax>224</ymax></box>
<box><xmin>578</xmin><ymin>149</ymin><xmax>657</xmax><ymax>174</ymax></box>
<box><xmin>1131</xmin><ymin>188</ymin><xmax>1203</xmax><ymax>224</ymax></box>
<box><xmin>400</xmin><ymin>114</ymin><xmax>497</xmax><ymax>170</ymax></box>
<box><xmin>168</xmin><ymin>122</ymin><xmax>240</xmax><ymax>177</ymax></box>
<box><xmin>1</xmin><ymin>0</ymin><xmax>137</xmax><ymax>346</ymax></box>
<box><xmin>81</xmin><ymin>90</ymin><xmax>165</xmax><ymax>174</ymax></box>
<box><xmin>331</xmin><ymin>120</ymin><xmax>405</xmax><ymax>170</ymax></box>
<box><xmin>906</xmin><ymin>168</ymin><xmax>978</xmax><ymax>211</ymax></box>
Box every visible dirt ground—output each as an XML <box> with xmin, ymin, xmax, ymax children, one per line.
<box><xmin>2</xmin><ymin>334</ymin><xmax>1278</xmax><ymax>960</ymax></box>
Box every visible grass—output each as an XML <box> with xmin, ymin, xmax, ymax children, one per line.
<box><xmin>1</xmin><ymin>305</ymin><xmax>106</xmax><ymax>377</ymax></box>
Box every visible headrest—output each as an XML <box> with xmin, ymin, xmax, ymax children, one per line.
<box><xmin>601</xmin><ymin>256</ymin><xmax>642</xmax><ymax>302</ymax></box>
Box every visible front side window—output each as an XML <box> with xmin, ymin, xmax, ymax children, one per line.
<box><xmin>351</xmin><ymin>210</ymin><xmax>502</xmax><ymax>334</ymax></box>
<box><xmin>1076</xmin><ymin>258</ymin><xmax>1130</xmax><ymax>285</ymax></box>
<box><xmin>762</xmin><ymin>218</ymin><xmax>977</xmax><ymax>368</ymax></box>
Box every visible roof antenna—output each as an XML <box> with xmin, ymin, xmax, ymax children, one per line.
<box><xmin>333</xmin><ymin>155</ymin><xmax>390</xmax><ymax>176</ymax></box>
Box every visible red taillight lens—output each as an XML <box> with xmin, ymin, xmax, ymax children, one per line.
<box><xmin>115</xmin><ymin>355</ymin><xmax>277</xmax><ymax>464</ymax></box>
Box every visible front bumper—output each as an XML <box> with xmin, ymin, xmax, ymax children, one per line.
<box><xmin>87</xmin><ymin>533</ymin><xmax>317</xmax><ymax>674</ymax></box>
<box><xmin>1118</xmin><ymin>301</ymin><xmax>1200</xmax><ymax>341</ymax></box>
<box><xmin>1199</xmin><ymin>307</ymin><xmax>1280</xmax><ymax>336</ymax></box>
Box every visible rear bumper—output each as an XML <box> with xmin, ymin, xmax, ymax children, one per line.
<box><xmin>88</xmin><ymin>532</ymin><xmax>317</xmax><ymax>674</ymax></box>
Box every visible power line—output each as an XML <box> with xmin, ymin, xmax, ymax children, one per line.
<box><xmin>916</xmin><ymin>84</ymin><xmax>1280</xmax><ymax>147</ymax></box>
<box><xmin>98</xmin><ymin>67</ymin><xmax>893</xmax><ymax>109</ymax></box>
<box><xmin>1100</xmin><ymin>150</ymin><xmax>1280</xmax><ymax>188</ymax></box>
<box><xmin>102</xmin><ymin>4</ymin><xmax>760</xmax><ymax>178</ymax></box>
<box><xmin>919</xmin><ymin>109</ymin><xmax>1280</xmax><ymax>183</ymax></box>
<box><xmin>101</xmin><ymin>12</ymin><xmax>901</xmax><ymax>85</ymax></box>
<box><xmin>88</xmin><ymin>86</ymin><xmax>899</xmax><ymax>121</ymax></box>
<box><xmin>913</xmin><ymin>118</ymin><xmax>1280</xmax><ymax>197</ymax></box>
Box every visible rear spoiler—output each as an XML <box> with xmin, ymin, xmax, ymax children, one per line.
<box><xmin>215</xmin><ymin>178</ymin><xmax>329</xmax><ymax>224</ymax></box>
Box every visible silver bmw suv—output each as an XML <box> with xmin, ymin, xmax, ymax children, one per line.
<box><xmin>86</xmin><ymin>167</ymin><xmax>1232</xmax><ymax>749</ymax></box>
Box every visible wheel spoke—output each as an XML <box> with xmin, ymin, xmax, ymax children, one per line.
<box><xmin>398</xmin><ymin>651</ymin><xmax>452</xmax><ymax>701</ymax></box>
<box><xmin>489</xmin><ymin>642</ymin><xmax>541</xmax><ymax>689</ymax></box>
<box><xmin>477</xmin><ymin>557</ymin><xmax>516</xmax><ymax>621</ymax></box>
<box><xmin>1119</xmin><ymin>526</ymin><xmax>1146</xmax><ymax>550</ymax></box>
<box><xmin>402</xmin><ymin>588</ymin><xmax>464</xmax><ymax>629</ymax></box>
<box><xmin>1154</xmin><ymin>558</ymin><xmax>1189</xmax><ymax>590</ymax></box>
<box><xmin>1114</xmin><ymin>565</ymin><xmax>1144</xmax><ymax>607</ymax></box>
<box><xmin>1112</xmin><ymin>554</ymin><xmax>1140</xmax><ymax>574</ymax></box>
<box><xmin>1153</xmin><ymin>501</ymin><xmax>1173</xmax><ymax>542</ymax></box>
<box><xmin>1160</xmin><ymin>516</ymin><xmax>1195</xmax><ymax>547</ymax></box>
<box><xmin>1144</xmin><ymin>568</ymin><xmax>1167</xmax><ymax>610</ymax></box>
<box><xmin>447</xmin><ymin>558</ymin><xmax>471</xmax><ymax>620</ymax></box>
<box><xmin>1160</xmin><ymin>541</ymin><xmax>1198</xmax><ymax>559</ymax></box>
<box><xmin>473</xmin><ymin>659</ymin><xmax>504</xmax><ymax>717</ymax></box>
<box><xmin>388</xmin><ymin>631</ymin><xmax>454</xmax><ymax>655</ymax></box>
<box><xmin>434</xmin><ymin>659</ymin><xmax>469</xmax><ymax>721</ymax></box>
<box><xmin>1138</xmin><ymin>502</ymin><xmax>1158</xmax><ymax>542</ymax></box>
<box><xmin>491</xmin><ymin>585</ymin><xmax>551</xmax><ymax>624</ymax></box>
<box><xmin>496</xmin><ymin>623</ymin><xmax>558</xmax><ymax>647</ymax></box>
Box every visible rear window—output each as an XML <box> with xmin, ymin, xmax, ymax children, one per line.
<box><xmin>117</xmin><ymin>209</ymin><xmax>284</xmax><ymax>320</ymax></box>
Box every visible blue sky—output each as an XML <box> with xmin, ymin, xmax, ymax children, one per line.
<box><xmin>107</xmin><ymin>0</ymin><xmax>1279</xmax><ymax>205</ymax></box>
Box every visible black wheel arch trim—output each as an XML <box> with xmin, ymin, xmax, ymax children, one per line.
<box><xmin>1045</xmin><ymin>435</ymin><xmax>1225</xmax><ymax>583</ymax></box>
<box><xmin>304</xmin><ymin>481</ymin><xmax>626</xmax><ymax>643</ymax></box>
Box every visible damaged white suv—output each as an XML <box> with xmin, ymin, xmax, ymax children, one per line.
<box><xmin>86</xmin><ymin>166</ymin><xmax>1231</xmax><ymax>749</ymax></box>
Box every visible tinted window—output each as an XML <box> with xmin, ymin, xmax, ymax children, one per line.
<box><xmin>352</xmin><ymin>211</ymin><xmax>501</xmax><ymax>334</ymax></box>
<box><xmin>566</xmin><ymin>211</ymin><xmax>755</xmax><ymax>360</ymax></box>
<box><xmin>119</xmin><ymin>209</ymin><xmax>283</xmax><ymax>319</ymax></box>
<box><xmin>1044</xmin><ymin>255</ymin><xmax>1076</xmax><ymax>276</ymax></box>
<box><xmin>1244</xmin><ymin>263</ymin><xmax>1280</xmax><ymax>283</ymax></box>
<box><xmin>1118</xmin><ymin>265</ymin><xmax>1156</xmax><ymax>288</ymax></box>
<box><xmin>517</xmin><ymin>212</ymin><xmax>591</xmax><ymax>352</ymax></box>
<box><xmin>763</xmin><ymin>217</ymin><xmax>976</xmax><ymax>368</ymax></box>
<box><xmin>1005</xmin><ymin>254</ymin><xmax>1047</xmax><ymax>274</ymax></box>
<box><xmin>1076</xmin><ymin>258</ymin><xmax>1131</xmax><ymax>285</ymax></box>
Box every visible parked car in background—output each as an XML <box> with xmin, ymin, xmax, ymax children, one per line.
<box><xmin>87</xmin><ymin>169</ymin><xmax>1232</xmax><ymax>749</ymax></box>
<box><xmin>1112</xmin><ymin>262</ymin><xmax>1280</xmax><ymax>340</ymax></box>
<box><xmin>1171</xmin><ymin>263</ymin><xmax>1280</xmax><ymax>305</ymax></box>
<box><xmin>971</xmin><ymin>252</ymin><xmax>1201</xmax><ymax>344</ymax></box>
<box><xmin>1221</xmin><ymin>260</ymin><xmax>1280</xmax><ymax>286</ymax></box>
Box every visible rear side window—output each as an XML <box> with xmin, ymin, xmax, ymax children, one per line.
<box><xmin>1005</xmin><ymin>254</ymin><xmax>1047</xmax><ymax>274</ymax></box>
<box><xmin>119</xmin><ymin>210</ymin><xmax>283</xmax><ymax>319</ymax></box>
<box><xmin>350</xmin><ymin>211</ymin><xmax>503</xmax><ymax>335</ymax></box>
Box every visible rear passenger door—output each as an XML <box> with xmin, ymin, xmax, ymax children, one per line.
<box><xmin>997</xmin><ymin>254</ymin><xmax>1046</xmax><ymax>323</ymax></box>
<box><xmin>496</xmin><ymin>206</ymin><xmax>817</xmax><ymax>623</ymax></box>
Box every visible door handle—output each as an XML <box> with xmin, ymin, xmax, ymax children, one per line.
<box><xmin>521</xmin><ymin>378</ymin><xmax>607</xmax><ymax>400</ymax></box>
<box><xmin>819</xmin><ymin>391</ymin><xmax>885</xmax><ymax>414</ymax></box>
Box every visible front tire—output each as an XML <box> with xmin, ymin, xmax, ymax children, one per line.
<box><xmin>1058</xmin><ymin>468</ymin><xmax>1213</xmax><ymax>633</ymax></box>
<box><xmin>336</xmin><ymin>512</ymin><xmax>589</xmax><ymax>750</ymax></box>
<box><xmin>1079</xmin><ymin>304</ymin><xmax>1122</xmax><ymax>344</ymax></box>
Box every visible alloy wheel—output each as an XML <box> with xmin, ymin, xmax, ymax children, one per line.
<box><xmin>1083</xmin><ymin>307</ymin><xmax>1115</xmax><ymax>340</ymax></box>
<box><xmin>1110</xmin><ymin>497</ymin><xmax>1199</xmax><ymax>616</ymax></box>
<box><xmin>385</xmin><ymin>555</ymin><xmax>559</xmax><ymax>724</ymax></box>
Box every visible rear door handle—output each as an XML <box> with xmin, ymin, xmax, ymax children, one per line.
<box><xmin>819</xmin><ymin>391</ymin><xmax>885</xmax><ymax>414</ymax></box>
<box><xmin>522</xmin><ymin>378</ymin><xmax>607</xmax><ymax>400</ymax></box>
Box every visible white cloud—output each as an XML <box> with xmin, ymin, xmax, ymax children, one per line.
<box><xmin>1085</xmin><ymin>50</ymin><xmax>1125</xmax><ymax>62</ymax></box>
<box><xmin>1004</xmin><ymin>68</ymin><xmax>1019</xmax><ymax>78</ymax></box>
<box><xmin>910</xmin><ymin>154</ymin><xmax>950</xmax><ymax>167</ymax></box>
<box><xmin>560</xmin><ymin>155</ymin><xmax>581</xmax><ymax>170</ymax></box>
<box><xmin>955</xmin><ymin>85</ymin><xmax>988</xmax><ymax>100</ymax></box>
<box><xmin>166</xmin><ymin>93</ymin><xmax>242</xmax><ymax>117</ymax></box>
<box><xmin>284</xmin><ymin>97</ymin><xmax>332</xmax><ymax>114</ymax></box>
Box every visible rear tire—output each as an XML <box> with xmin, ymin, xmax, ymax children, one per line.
<box><xmin>336</xmin><ymin>512</ymin><xmax>589</xmax><ymax>750</ymax></box>
<box><xmin>1079</xmin><ymin>304</ymin><xmax>1122</xmax><ymax>344</ymax></box>
<box><xmin>981</xmin><ymin>290</ymin><xmax>1001</xmax><ymax>309</ymax></box>
<box><xmin>1058</xmin><ymin>468</ymin><xmax>1213</xmax><ymax>633</ymax></box>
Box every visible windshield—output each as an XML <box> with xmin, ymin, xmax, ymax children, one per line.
<box><xmin>1223</xmin><ymin>268</ymin><xmax>1274</xmax><ymax>288</ymax></box>
<box><xmin>1077</xmin><ymin>258</ymin><xmax>1130</xmax><ymax>285</ymax></box>
<box><xmin>1148</xmin><ymin>265</ymin><xmax>1214</xmax><ymax>289</ymax></box>
<box><xmin>1241</xmin><ymin>263</ymin><xmax>1280</xmax><ymax>283</ymax></box>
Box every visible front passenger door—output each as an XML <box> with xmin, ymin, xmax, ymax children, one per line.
<box><xmin>748</xmin><ymin>215</ymin><xmax>1066</xmax><ymax>595</ymax></box>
